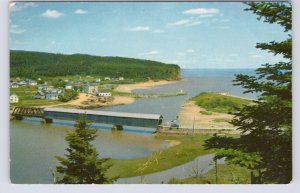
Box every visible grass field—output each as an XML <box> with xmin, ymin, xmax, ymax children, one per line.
<box><xmin>170</xmin><ymin>164</ymin><xmax>251</xmax><ymax>184</ymax></box>
<box><xmin>108</xmin><ymin>134</ymin><xmax>215</xmax><ymax>178</ymax></box>
<box><xmin>192</xmin><ymin>92</ymin><xmax>251</xmax><ymax>114</ymax></box>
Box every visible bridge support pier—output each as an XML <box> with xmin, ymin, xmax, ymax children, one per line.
<box><xmin>43</xmin><ymin>118</ymin><xmax>53</xmax><ymax>124</ymax></box>
<box><xmin>112</xmin><ymin>125</ymin><xmax>123</xmax><ymax>131</ymax></box>
<box><xmin>15</xmin><ymin>115</ymin><xmax>23</xmax><ymax>120</ymax></box>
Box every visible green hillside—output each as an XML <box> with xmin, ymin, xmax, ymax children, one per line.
<box><xmin>10</xmin><ymin>50</ymin><xmax>181</xmax><ymax>80</ymax></box>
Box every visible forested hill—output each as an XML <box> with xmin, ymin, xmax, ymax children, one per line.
<box><xmin>10</xmin><ymin>50</ymin><xmax>181</xmax><ymax>80</ymax></box>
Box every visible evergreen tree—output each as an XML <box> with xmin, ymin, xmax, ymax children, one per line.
<box><xmin>54</xmin><ymin>117</ymin><xmax>115</xmax><ymax>184</ymax></box>
<box><xmin>204</xmin><ymin>2</ymin><xmax>292</xmax><ymax>184</ymax></box>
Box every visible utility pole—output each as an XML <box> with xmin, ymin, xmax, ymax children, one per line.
<box><xmin>215</xmin><ymin>159</ymin><xmax>218</xmax><ymax>184</ymax></box>
<box><xmin>193</xmin><ymin>116</ymin><xmax>195</xmax><ymax>134</ymax></box>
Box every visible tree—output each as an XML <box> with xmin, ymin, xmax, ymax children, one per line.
<box><xmin>204</xmin><ymin>2</ymin><xmax>292</xmax><ymax>184</ymax></box>
<box><xmin>53</xmin><ymin>117</ymin><xmax>116</xmax><ymax>184</ymax></box>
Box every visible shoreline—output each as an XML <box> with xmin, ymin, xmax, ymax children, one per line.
<box><xmin>42</xmin><ymin>93</ymin><xmax>135</xmax><ymax>109</ymax></box>
<box><xmin>41</xmin><ymin>79</ymin><xmax>179</xmax><ymax>109</ymax></box>
<box><xmin>114</xmin><ymin>79</ymin><xmax>179</xmax><ymax>93</ymax></box>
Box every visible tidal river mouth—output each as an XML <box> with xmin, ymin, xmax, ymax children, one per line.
<box><xmin>10</xmin><ymin>119</ymin><xmax>167</xmax><ymax>184</ymax></box>
<box><xmin>10</xmin><ymin>69</ymin><xmax>256</xmax><ymax>184</ymax></box>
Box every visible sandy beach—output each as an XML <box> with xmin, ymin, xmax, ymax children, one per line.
<box><xmin>115</xmin><ymin>80</ymin><xmax>179</xmax><ymax>93</ymax></box>
<box><xmin>44</xmin><ymin>93</ymin><xmax>135</xmax><ymax>108</ymax></box>
<box><xmin>178</xmin><ymin>100</ymin><xmax>237</xmax><ymax>130</ymax></box>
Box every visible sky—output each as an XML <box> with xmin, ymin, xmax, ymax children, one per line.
<box><xmin>9</xmin><ymin>1</ymin><xmax>290</xmax><ymax>69</ymax></box>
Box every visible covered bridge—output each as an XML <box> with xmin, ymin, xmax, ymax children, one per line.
<box><xmin>43</xmin><ymin>108</ymin><xmax>163</xmax><ymax>128</ymax></box>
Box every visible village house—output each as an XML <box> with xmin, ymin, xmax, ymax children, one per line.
<box><xmin>104</xmin><ymin>77</ymin><xmax>111</xmax><ymax>81</ymax></box>
<box><xmin>65</xmin><ymin>84</ymin><xmax>73</xmax><ymax>90</ymax></box>
<box><xmin>33</xmin><ymin>91</ymin><xmax>46</xmax><ymax>99</ymax></box>
<box><xmin>10</xmin><ymin>94</ymin><xmax>19</xmax><ymax>103</ymax></box>
<box><xmin>28</xmin><ymin>80</ymin><xmax>37</xmax><ymax>86</ymax></box>
<box><xmin>97</xmin><ymin>92</ymin><xmax>112</xmax><ymax>97</ymax></box>
<box><xmin>18</xmin><ymin>80</ymin><xmax>27</xmax><ymax>86</ymax></box>
<box><xmin>119</xmin><ymin>77</ymin><xmax>124</xmax><ymax>81</ymax></box>
<box><xmin>84</xmin><ymin>84</ymin><xmax>98</xmax><ymax>94</ymax></box>
<box><xmin>96</xmin><ymin>78</ymin><xmax>101</xmax><ymax>83</ymax></box>
<box><xmin>11</xmin><ymin>82</ymin><xmax>19</xmax><ymax>88</ymax></box>
<box><xmin>37</xmin><ymin>84</ymin><xmax>48</xmax><ymax>91</ymax></box>
<box><xmin>74</xmin><ymin>75</ymin><xmax>81</xmax><ymax>79</ymax></box>
<box><xmin>33</xmin><ymin>89</ymin><xmax>63</xmax><ymax>100</ymax></box>
<box><xmin>45</xmin><ymin>89</ymin><xmax>63</xmax><ymax>100</ymax></box>
<box><xmin>103</xmin><ymin>84</ymin><xmax>114</xmax><ymax>89</ymax></box>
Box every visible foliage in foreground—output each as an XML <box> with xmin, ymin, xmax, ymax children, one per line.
<box><xmin>53</xmin><ymin>117</ymin><xmax>116</xmax><ymax>184</ymax></box>
<box><xmin>169</xmin><ymin>164</ymin><xmax>251</xmax><ymax>184</ymax></box>
<box><xmin>205</xmin><ymin>2</ymin><xmax>292</xmax><ymax>184</ymax></box>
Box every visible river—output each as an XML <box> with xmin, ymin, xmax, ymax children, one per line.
<box><xmin>10</xmin><ymin>69</ymin><xmax>255</xmax><ymax>184</ymax></box>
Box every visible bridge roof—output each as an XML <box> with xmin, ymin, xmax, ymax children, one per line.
<box><xmin>44</xmin><ymin>108</ymin><xmax>162</xmax><ymax>120</ymax></box>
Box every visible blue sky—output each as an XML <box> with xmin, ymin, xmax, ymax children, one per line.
<box><xmin>10</xmin><ymin>2</ymin><xmax>289</xmax><ymax>69</ymax></box>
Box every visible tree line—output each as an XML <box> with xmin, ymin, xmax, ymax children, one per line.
<box><xmin>10</xmin><ymin>51</ymin><xmax>181</xmax><ymax>80</ymax></box>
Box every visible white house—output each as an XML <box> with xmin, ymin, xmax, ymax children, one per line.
<box><xmin>46</xmin><ymin>93</ymin><xmax>59</xmax><ymax>100</ymax></box>
<box><xmin>28</xmin><ymin>80</ymin><xmax>37</xmax><ymax>86</ymax></box>
<box><xmin>96</xmin><ymin>78</ymin><xmax>101</xmax><ymax>83</ymax></box>
<box><xmin>118</xmin><ymin>77</ymin><xmax>124</xmax><ymax>81</ymax></box>
<box><xmin>11</xmin><ymin>82</ymin><xmax>19</xmax><ymax>88</ymax></box>
<box><xmin>45</xmin><ymin>89</ymin><xmax>63</xmax><ymax>100</ymax></box>
<box><xmin>104</xmin><ymin>77</ymin><xmax>111</xmax><ymax>81</ymax></box>
<box><xmin>18</xmin><ymin>80</ymin><xmax>27</xmax><ymax>86</ymax></box>
<box><xmin>65</xmin><ymin>84</ymin><xmax>73</xmax><ymax>90</ymax></box>
<box><xmin>97</xmin><ymin>92</ymin><xmax>112</xmax><ymax>97</ymax></box>
<box><xmin>10</xmin><ymin>94</ymin><xmax>19</xmax><ymax>103</ymax></box>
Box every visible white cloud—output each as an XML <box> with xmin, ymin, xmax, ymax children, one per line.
<box><xmin>10</xmin><ymin>25</ymin><xmax>26</xmax><ymax>34</ymax></box>
<box><xmin>183</xmin><ymin>8</ymin><xmax>220</xmax><ymax>15</ymax></box>
<box><xmin>188</xmin><ymin>21</ymin><xmax>202</xmax><ymax>26</ymax></box>
<box><xmin>10</xmin><ymin>2</ymin><xmax>37</xmax><ymax>12</ymax></box>
<box><xmin>141</xmin><ymin>50</ymin><xmax>160</xmax><ymax>55</ymax></box>
<box><xmin>168</xmin><ymin>17</ymin><xmax>203</xmax><ymax>27</ymax></box>
<box><xmin>74</xmin><ymin>9</ymin><xmax>88</xmax><ymax>14</ymax></box>
<box><xmin>152</xmin><ymin>29</ymin><xmax>165</xmax><ymax>33</ymax></box>
<box><xmin>42</xmin><ymin>9</ymin><xmax>63</xmax><ymax>19</ymax></box>
<box><xmin>168</xmin><ymin>19</ymin><xmax>190</xmax><ymax>26</ymax></box>
<box><xmin>128</xmin><ymin>26</ymin><xmax>150</xmax><ymax>32</ymax></box>
<box><xmin>186</xmin><ymin>49</ymin><xmax>195</xmax><ymax>53</ymax></box>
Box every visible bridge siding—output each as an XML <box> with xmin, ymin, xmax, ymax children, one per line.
<box><xmin>44</xmin><ymin>111</ymin><xmax>162</xmax><ymax>128</ymax></box>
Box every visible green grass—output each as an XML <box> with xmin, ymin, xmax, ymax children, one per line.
<box><xmin>173</xmin><ymin>164</ymin><xmax>251</xmax><ymax>184</ymax></box>
<box><xmin>193</xmin><ymin>92</ymin><xmax>251</xmax><ymax>114</ymax></box>
<box><xmin>108</xmin><ymin>134</ymin><xmax>214</xmax><ymax>178</ymax></box>
<box><xmin>10</xmin><ymin>86</ymin><xmax>63</xmax><ymax>107</ymax></box>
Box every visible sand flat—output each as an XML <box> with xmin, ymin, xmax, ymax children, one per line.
<box><xmin>115</xmin><ymin>80</ymin><xmax>178</xmax><ymax>93</ymax></box>
<box><xmin>178</xmin><ymin>101</ymin><xmax>237</xmax><ymax>130</ymax></box>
